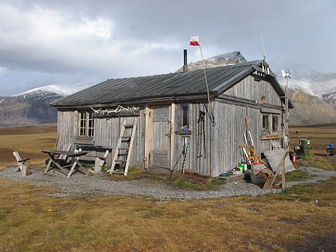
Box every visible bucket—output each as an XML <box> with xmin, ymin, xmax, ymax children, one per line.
<box><xmin>251</xmin><ymin>162</ymin><xmax>264</xmax><ymax>176</ymax></box>
<box><xmin>237</xmin><ymin>163</ymin><xmax>248</xmax><ymax>173</ymax></box>
<box><xmin>250</xmin><ymin>162</ymin><xmax>265</xmax><ymax>185</ymax></box>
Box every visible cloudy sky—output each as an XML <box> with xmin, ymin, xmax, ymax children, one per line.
<box><xmin>0</xmin><ymin>0</ymin><xmax>335</xmax><ymax>95</ymax></box>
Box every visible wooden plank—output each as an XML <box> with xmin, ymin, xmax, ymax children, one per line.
<box><xmin>219</xmin><ymin>173</ymin><xmax>244</xmax><ymax>184</ymax></box>
<box><xmin>170</xmin><ymin>103</ymin><xmax>175</xmax><ymax>170</ymax></box>
<box><xmin>144</xmin><ymin>107</ymin><xmax>153</xmax><ymax>169</ymax></box>
<box><xmin>261</xmin><ymin>135</ymin><xmax>282</xmax><ymax>140</ymax></box>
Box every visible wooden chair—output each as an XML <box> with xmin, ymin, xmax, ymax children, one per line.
<box><xmin>12</xmin><ymin>151</ymin><xmax>30</xmax><ymax>176</ymax></box>
<box><xmin>94</xmin><ymin>150</ymin><xmax>110</xmax><ymax>173</ymax></box>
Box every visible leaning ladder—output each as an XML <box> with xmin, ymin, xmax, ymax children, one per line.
<box><xmin>109</xmin><ymin>118</ymin><xmax>137</xmax><ymax>176</ymax></box>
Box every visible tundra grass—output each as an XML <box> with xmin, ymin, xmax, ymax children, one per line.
<box><xmin>0</xmin><ymin>178</ymin><xmax>336</xmax><ymax>251</ymax></box>
<box><xmin>0</xmin><ymin>124</ymin><xmax>57</xmax><ymax>169</ymax></box>
<box><xmin>290</xmin><ymin>125</ymin><xmax>336</xmax><ymax>171</ymax></box>
<box><xmin>0</xmin><ymin>125</ymin><xmax>336</xmax><ymax>251</ymax></box>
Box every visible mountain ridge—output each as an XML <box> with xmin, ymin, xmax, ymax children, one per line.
<box><xmin>1</xmin><ymin>52</ymin><xmax>336</xmax><ymax>127</ymax></box>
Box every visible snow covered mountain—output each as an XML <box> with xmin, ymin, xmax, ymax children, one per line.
<box><xmin>14</xmin><ymin>83</ymin><xmax>93</xmax><ymax>97</ymax></box>
<box><xmin>280</xmin><ymin>70</ymin><xmax>336</xmax><ymax>97</ymax></box>
<box><xmin>177</xmin><ymin>51</ymin><xmax>246</xmax><ymax>72</ymax></box>
<box><xmin>0</xmin><ymin>83</ymin><xmax>92</xmax><ymax>127</ymax></box>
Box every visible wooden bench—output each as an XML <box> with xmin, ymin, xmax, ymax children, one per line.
<box><xmin>74</xmin><ymin>144</ymin><xmax>112</xmax><ymax>173</ymax></box>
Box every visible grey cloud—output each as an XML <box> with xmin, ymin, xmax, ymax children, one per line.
<box><xmin>0</xmin><ymin>0</ymin><xmax>335</xmax><ymax>95</ymax></box>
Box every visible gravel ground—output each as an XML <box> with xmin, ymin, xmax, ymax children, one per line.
<box><xmin>0</xmin><ymin>166</ymin><xmax>334</xmax><ymax>200</ymax></box>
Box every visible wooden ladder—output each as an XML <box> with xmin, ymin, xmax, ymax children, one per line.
<box><xmin>109</xmin><ymin>119</ymin><xmax>137</xmax><ymax>176</ymax></box>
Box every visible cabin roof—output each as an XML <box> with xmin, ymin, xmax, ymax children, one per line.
<box><xmin>52</xmin><ymin>60</ymin><xmax>289</xmax><ymax>108</ymax></box>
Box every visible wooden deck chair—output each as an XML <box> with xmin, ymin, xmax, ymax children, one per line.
<box><xmin>59</xmin><ymin>144</ymin><xmax>72</xmax><ymax>160</ymax></box>
<box><xmin>12</xmin><ymin>151</ymin><xmax>30</xmax><ymax>176</ymax></box>
<box><xmin>94</xmin><ymin>150</ymin><xmax>110</xmax><ymax>173</ymax></box>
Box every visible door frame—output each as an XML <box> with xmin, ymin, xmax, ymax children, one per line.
<box><xmin>144</xmin><ymin>103</ymin><xmax>175</xmax><ymax>170</ymax></box>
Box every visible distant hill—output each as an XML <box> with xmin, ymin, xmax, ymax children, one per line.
<box><xmin>289</xmin><ymin>89</ymin><xmax>336</xmax><ymax>126</ymax></box>
<box><xmin>281</xmin><ymin>71</ymin><xmax>336</xmax><ymax>125</ymax></box>
<box><xmin>0</xmin><ymin>83</ymin><xmax>93</xmax><ymax>128</ymax></box>
<box><xmin>0</xmin><ymin>90</ymin><xmax>63</xmax><ymax>128</ymax></box>
<box><xmin>177</xmin><ymin>51</ymin><xmax>246</xmax><ymax>72</ymax></box>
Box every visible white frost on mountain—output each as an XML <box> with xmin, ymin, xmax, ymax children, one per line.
<box><xmin>278</xmin><ymin>70</ymin><xmax>336</xmax><ymax>97</ymax></box>
<box><xmin>177</xmin><ymin>51</ymin><xmax>246</xmax><ymax>72</ymax></box>
<box><xmin>13</xmin><ymin>83</ymin><xmax>93</xmax><ymax>97</ymax></box>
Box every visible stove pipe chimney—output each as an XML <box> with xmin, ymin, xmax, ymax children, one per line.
<box><xmin>183</xmin><ymin>49</ymin><xmax>188</xmax><ymax>73</ymax></box>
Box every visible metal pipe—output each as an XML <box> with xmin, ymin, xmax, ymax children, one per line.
<box><xmin>183</xmin><ymin>49</ymin><xmax>188</xmax><ymax>72</ymax></box>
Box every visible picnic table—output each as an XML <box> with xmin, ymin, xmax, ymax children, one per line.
<box><xmin>42</xmin><ymin>150</ymin><xmax>89</xmax><ymax>178</ymax></box>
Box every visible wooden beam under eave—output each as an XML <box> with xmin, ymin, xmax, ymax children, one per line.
<box><xmin>261</xmin><ymin>135</ymin><xmax>282</xmax><ymax>140</ymax></box>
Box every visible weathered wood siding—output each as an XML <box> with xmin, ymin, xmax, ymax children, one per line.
<box><xmin>93</xmin><ymin>111</ymin><xmax>145</xmax><ymax>168</ymax></box>
<box><xmin>224</xmin><ymin>75</ymin><xmax>282</xmax><ymax>106</ymax></box>
<box><xmin>210</xmin><ymin>75</ymin><xmax>284</xmax><ymax>176</ymax></box>
<box><xmin>57</xmin><ymin>111</ymin><xmax>78</xmax><ymax>150</ymax></box>
<box><xmin>57</xmin><ymin>110</ymin><xmax>145</xmax><ymax>167</ymax></box>
<box><xmin>172</xmin><ymin>103</ymin><xmax>212</xmax><ymax>176</ymax></box>
<box><xmin>56</xmin><ymin>74</ymin><xmax>285</xmax><ymax>177</ymax></box>
<box><xmin>211</xmin><ymin>101</ymin><xmax>264</xmax><ymax>176</ymax></box>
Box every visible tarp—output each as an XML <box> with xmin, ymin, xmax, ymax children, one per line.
<box><xmin>263</xmin><ymin>149</ymin><xmax>295</xmax><ymax>173</ymax></box>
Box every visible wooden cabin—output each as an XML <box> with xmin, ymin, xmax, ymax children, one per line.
<box><xmin>51</xmin><ymin>60</ymin><xmax>292</xmax><ymax>177</ymax></box>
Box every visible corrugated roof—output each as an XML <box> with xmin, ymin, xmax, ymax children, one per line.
<box><xmin>52</xmin><ymin>60</ymin><xmax>284</xmax><ymax>107</ymax></box>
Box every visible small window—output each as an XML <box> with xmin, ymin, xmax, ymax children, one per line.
<box><xmin>181</xmin><ymin>104</ymin><xmax>189</xmax><ymax>127</ymax></box>
<box><xmin>79</xmin><ymin>111</ymin><xmax>94</xmax><ymax>137</ymax></box>
<box><xmin>262</xmin><ymin>114</ymin><xmax>269</xmax><ymax>132</ymax></box>
<box><xmin>272</xmin><ymin>115</ymin><xmax>279</xmax><ymax>132</ymax></box>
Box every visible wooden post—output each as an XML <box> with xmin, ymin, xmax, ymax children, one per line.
<box><xmin>170</xmin><ymin>103</ymin><xmax>175</xmax><ymax>170</ymax></box>
<box><xmin>281</xmin><ymin>150</ymin><xmax>287</xmax><ymax>190</ymax></box>
<box><xmin>144</xmin><ymin>107</ymin><xmax>153</xmax><ymax>170</ymax></box>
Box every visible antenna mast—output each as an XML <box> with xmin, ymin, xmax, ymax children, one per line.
<box><xmin>281</xmin><ymin>69</ymin><xmax>291</xmax><ymax>148</ymax></box>
<box><xmin>259</xmin><ymin>32</ymin><xmax>267</xmax><ymax>61</ymax></box>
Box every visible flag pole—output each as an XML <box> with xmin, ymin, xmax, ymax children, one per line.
<box><xmin>198</xmin><ymin>44</ymin><xmax>212</xmax><ymax>114</ymax></box>
<box><xmin>189</xmin><ymin>35</ymin><xmax>215</xmax><ymax>126</ymax></box>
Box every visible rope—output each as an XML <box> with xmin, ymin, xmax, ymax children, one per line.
<box><xmin>199</xmin><ymin>45</ymin><xmax>216</xmax><ymax>127</ymax></box>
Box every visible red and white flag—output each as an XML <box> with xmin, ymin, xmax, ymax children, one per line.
<box><xmin>189</xmin><ymin>36</ymin><xmax>200</xmax><ymax>46</ymax></box>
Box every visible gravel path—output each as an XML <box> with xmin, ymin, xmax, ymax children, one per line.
<box><xmin>0</xmin><ymin>166</ymin><xmax>334</xmax><ymax>200</ymax></box>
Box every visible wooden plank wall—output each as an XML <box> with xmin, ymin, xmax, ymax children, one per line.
<box><xmin>57</xmin><ymin>111</ymin><xmax>78</xmax><ymax>150</ymax></box>
<box><xmin>172</xmin><ymin>103</ymin><xmax>212</xmax><ymax>176</ymax></box>
<box><xmin>93</xmin><ymin>111</ymin><xmax>145</xmax><ymax>168</ymax></box>
<box><xmin>224</xmin><ymin>76</ymin><xmax>282</xmax><ymax>106</ymax></box>
<box><xmin>57</xmin><ymin>110</ymin><xmax>145</xmax><ymax>168</ymax></box>
<box><xmin>211</xmin><ymin>101</ymin><xmax>273</xmax><ymax>176</ymax></box>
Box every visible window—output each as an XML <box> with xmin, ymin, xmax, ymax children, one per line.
<box><xmin>272</xmin><ymin>115</ymin><xmax>279</xmax><ymax>132</ymax></box>
<box><xmin>181</xmin><ymin>104</ymin><xmax>189</xmax><ymax>127</ymax></box>
<box><xmin>262</xmin><ymin>114</ymin><xmax>269</xmax><ymax>132</ymax></box>
<box><xmin>79</xmin><ymin>111</ymin><xmax>94</xmax><ymax>137</ymax></box>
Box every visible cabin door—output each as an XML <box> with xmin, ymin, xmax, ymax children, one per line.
<box><xmin>150</xmin><ymin>106</ymin><xmax>170</xmax><ymax>169</ymax></box>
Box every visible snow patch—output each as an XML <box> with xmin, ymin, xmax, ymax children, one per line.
<box><xmin>13</xmin><ymin>83</ymin><xmax>93</xmax><ymax>97</ymax></box>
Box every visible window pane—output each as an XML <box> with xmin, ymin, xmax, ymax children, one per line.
<box><xmin>78</xmin><ymin>111</ymin><xmax>94</xmax><ymax>137</ymax></box>
<box><xmin>272</xmin><ymin>115</ymin><xmax>279</xmax><ymax>132</ymax></box>
<box><xmin>262</xmin><ymin>115</ymin><xmax>269</xmax><ymax>131</ymax></box>
<box><xmin>182</xmin><ymin>104</ymin><xmax>189</xmax><ymax>127</ymax></box>
<box><xmin>80</xmin><ymin>128</ymin><xmax>85</xmax><ymax>136</ymax></box>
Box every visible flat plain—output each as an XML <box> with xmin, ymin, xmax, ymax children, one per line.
<box><xmin>0</xmin><ymin>124</ymin><xmax>335</xmax><ymax>251</ymax></box>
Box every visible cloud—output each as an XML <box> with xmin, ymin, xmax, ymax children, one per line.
<box><xmin>0</xmin><ymin>0</ymin><xmax>336</xmax><ymax>95</ymax></box>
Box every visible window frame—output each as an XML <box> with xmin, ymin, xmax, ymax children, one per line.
<box><xmin>78</xmin><ymin>111</ymin><xmax>94</xmax><ymax>137</ymax></box>
<box><xmin>180</xmin><ymin>104</ymin><xmax>189</xmax><ymax>128</ymax></box>
<box><xmin>272</xmin><ymin>114</ymin><xmax>280</xmax><ymax>133</ymax></box>
<box><xmin>262</xmin><ymin>114</ymin><xmax>270</xmax><ymax>132</ymax></box>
